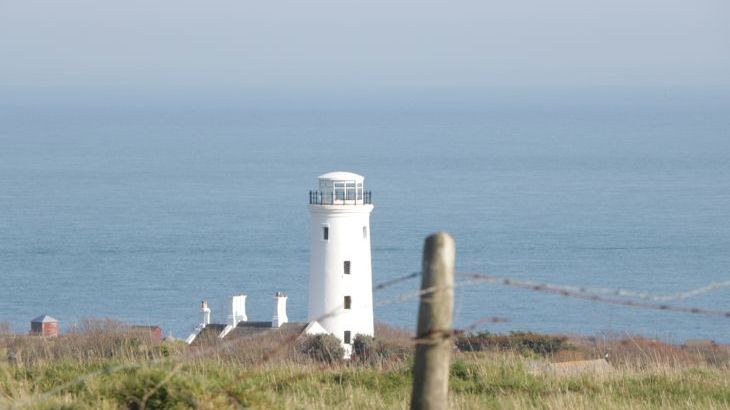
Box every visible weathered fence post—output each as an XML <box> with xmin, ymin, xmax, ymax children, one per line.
<box><xmin>411</xmin><ymin>232</ymin><xmax>455</xmax><ymax>410</ymax></box>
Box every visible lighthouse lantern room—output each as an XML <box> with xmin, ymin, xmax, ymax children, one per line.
<box><xmin>308</xmin><ymin>171</ymin><xmax>374</xmax><ymax>354</ymax></box>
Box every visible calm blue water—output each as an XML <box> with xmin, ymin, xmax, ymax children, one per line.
<box><xmin>1</xmin><ymin>96</ymin><xmax>729</xmax><ymax>342</ymax></box>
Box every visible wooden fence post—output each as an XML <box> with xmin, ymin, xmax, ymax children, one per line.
<box><xmin>411</xmin><ymin>232</ymin><xmax>455</xmax><ymax>410</ymax></box>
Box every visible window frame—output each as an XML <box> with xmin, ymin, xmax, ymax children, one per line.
<box><xmin>334</xmin><ymin>182</ymin><xmax>346</xmax><ymax>201</ymax></box>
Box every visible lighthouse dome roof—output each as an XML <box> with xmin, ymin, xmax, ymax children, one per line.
<box><xmin>318</xmin><ymin>171</ymin><xmax>364</xmax><ymax>182</ymax></box>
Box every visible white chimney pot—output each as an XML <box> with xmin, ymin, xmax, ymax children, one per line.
<box><xmin>231</xmin><ymin>294</ymin><xmax>248</xmax><ymax>325</ymax></box>
<box><xmin>201</xmin><ymin>300</ymin><xmax>211</xmax><ymax>326</ymax></box>
<box><xmin>272</xmin><ymin>292</ymin><xmax>288</xmax><ymax>328</ymax></box>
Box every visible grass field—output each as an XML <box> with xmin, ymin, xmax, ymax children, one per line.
<box><xmin>1</xmin><ymin>320</ymin><xmax>728</xmax><ymax>409</ymax></box>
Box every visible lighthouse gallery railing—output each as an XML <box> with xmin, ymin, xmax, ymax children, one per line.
<box><xmin>309</xmin><ymin>190</ymin><xmax>372</xmax><ymax>205</ymax></box>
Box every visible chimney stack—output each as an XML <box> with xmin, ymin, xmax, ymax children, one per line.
<box><xmin>272</xmin><ymin>292</ymin><xmax>288</xmax><ymax>328</ymax></box>
<box><xmin>231</xmin><ymin>294</ymin><xmax>247</xmax><ymax>326</ymax></box>
<box><xmin>201</xmin><ymin>300</ymin><xmax>211</xmax><ymax>326</ymax></box>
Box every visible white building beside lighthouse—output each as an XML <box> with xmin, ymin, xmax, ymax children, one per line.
<box><xmin>308</xmin><ymin>172</ymin><xmax>374</xmax><ymax>353</ymax></box>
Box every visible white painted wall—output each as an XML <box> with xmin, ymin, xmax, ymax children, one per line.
<box><xmin>272</xmin><ymin>293</ymin><xmax>288</xmax><ymax>328</ymax></box>
<box><xmin>231</xmin><ymin>294</ymin><xmax>247</xmax><ymax>325</ymax></box>
<box><xmin>308</xmin><ymin>172</ymin><xmax>374</xmax><ymax>351</ymax></box>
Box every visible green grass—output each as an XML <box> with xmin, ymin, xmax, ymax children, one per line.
<box><xmin>2</xmin><ymin>353</ymin><xmax>729</xmax><ymax>409</ymax></box>
<box><xmin>1</xmin><ymin>322</ymin><xmax>729</xmax><ymax>409</ymax></box>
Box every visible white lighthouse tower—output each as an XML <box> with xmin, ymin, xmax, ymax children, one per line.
<box><xmin>308</xmin><ymin>171</ymin><xmax>374</xmax><ymax>353</ymax></box>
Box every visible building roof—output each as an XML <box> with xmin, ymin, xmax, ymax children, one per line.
<box><xmin>225</xmin><ymin>322</ymin><xmax>308</xmax><ymax>340</ymax></box>
<box><xmin>318</xmin><ymin>171</ymin><xmax>364</xmax><ymax>182</ymax></box>
<box><xmin>189</xmin><ymin>323</ymin><xmax>227</xmax><ymax>346</ymax></box>
<box><xmin>31</xmin><ymin>315</ymin><xmax>57</xmax><ymax>323</ymax></box>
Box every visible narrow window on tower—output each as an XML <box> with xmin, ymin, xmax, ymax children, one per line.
<box><xmin>363</xmin><ymin>226</ymin><xmax>367</xmax><ymax>239</ymax></box>
<box><xmin>344</xmin><ymin>260</ymin><xmax>351</xmax><ymax>275</ymax></box>
<box><xmin>344</xmin><ymin>296</ymin><xmax>352</xmax><ymax>309</ymax></box>
<box><xmin>323</xmin><ymin>226</ymin><xmax>329</xmax><ymax>240</ymax></box>
<box><xmin>344</xmin><ymin>330</ymin><xmax>352</xmax><ymax>344</ymax></box>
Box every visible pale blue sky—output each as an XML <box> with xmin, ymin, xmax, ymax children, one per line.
<box><xmin>1</xmin><ymin>0</ymin><xmax>729</xmax><ymax>95</ymax></box>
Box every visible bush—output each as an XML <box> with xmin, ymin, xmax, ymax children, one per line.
<box><xmin>298</xmin><ymin>334</ymin><xmax>344</xmax><ymax>363</ymax></box>
<box><xmin>353</xmin><ymin>335</ymin><xmax>376</xmax><ymax>358</ymax></box>
<box><xmin>352</xmin><ymin>334</ymin><xmax>412</xmax><ymax>365</ymax></box>
<box><xmin>455</xmin><ymin>331</ymin><xmax>568</xmax><ymax>356</ymax></box>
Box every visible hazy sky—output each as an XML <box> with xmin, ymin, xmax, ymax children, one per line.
<box><xmin>1</xmin><ymin>0</ymin><xmax>729</xmax><ymax>95</ymax></box>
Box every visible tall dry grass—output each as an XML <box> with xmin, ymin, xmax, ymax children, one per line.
<box><xmin>1</xmin><ymin>320</ymin><xmax>728</xmax><ymax>409</ymax></box>
<box><xmin>1</xmin><ymin>318</ymin><xmax>174</xmax><ymax>368</ymax></box>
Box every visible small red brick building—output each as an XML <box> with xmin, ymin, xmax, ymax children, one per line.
<box><xmin>132</xmin><ymin>325</ymin><xmax>163</xmax><ymax>342</ymax></box>
<box><xmin>30</xmin><ymin>315</ymin><xmax>58</xmax><ymax>337</ymax></box>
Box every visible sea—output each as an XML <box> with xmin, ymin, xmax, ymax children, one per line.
<box><xmin>1</xmin><ymin>91</ymin><xmax>729</xmax><ymax>343</ymax></box>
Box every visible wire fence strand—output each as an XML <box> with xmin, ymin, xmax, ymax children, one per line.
<box><xmin>457</xmin><ymin>272</ymin><xmax>730</xmax><ymax>318</ymax></box>
<box><xmin>484</xmin><ymin>277</ymin><xmax>730</xmax><ymax>302</ymax></box>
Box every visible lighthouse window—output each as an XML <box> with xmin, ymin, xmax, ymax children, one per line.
<box><xmin>357</xmin><ymin>183</ymin><xmax>363</xmax><ymax>200</ymax></box>
<box><xmin>363</xmin><ymin>226</ymin><xmax>367</xmax><ymax>239</ymax></box>
<box><xmin>344</xmin><ymin>296</ymin><xmax>351</xmax><ymax>309</ymax></box>
<box><xmin>344</xmin><ymin>260</ymin><xmax>351</xmax><ymax>275</ymax></box>
<box><xmin>344</xmin><ymin>330</ymin><xmax>352</xmax><ymax>344</ymax></box>
<box><xmin>323</xmin><ymin>226</ymin><xmax>329</xmax><ymax>240</ymax></box>
<box><xmin>334</xmin><ymin>182</ymin><xmax>346</xmax><ymax>201</ymax></box>
<box><xmin>346</xmin><ymin>182</ymin><xmax>356</xmax><ymax>200</ymax></box>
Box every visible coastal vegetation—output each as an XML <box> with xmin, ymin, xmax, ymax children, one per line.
<box><xmin>1</xmin><ymin>320</ymin><xmax>728</xmax><ymax>409</ymax></box>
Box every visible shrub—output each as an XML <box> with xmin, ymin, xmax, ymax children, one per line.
<box><xmin>455</xmin><ymin>331</ymin><xmax>568</xmax><ymax>356</ymax></box>
<box><xmin>353</xmin><ymin>334</ymin><xmax>376</xmax><ymax>359</ymax></box>
<box><xmin>351</xmin><ymin>334</ymin><xmax>412</xmax><ymax>365</ymax></box>
<box><xmin>298</xmin><ymin>334</ymin><xmax>344</xmax><ymax>363</ymax></box>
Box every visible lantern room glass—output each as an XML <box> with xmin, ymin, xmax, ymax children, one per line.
<box><xmin>316</xmin><ymin>179</ymin><xmax>366</xmax><ymax>205</ymax></box>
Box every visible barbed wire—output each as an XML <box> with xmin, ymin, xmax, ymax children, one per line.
<box><xmin>457</xmin><ymin>272</ymin><xmax>730</xmax><ymax>318</ymax></box>
<box><xmin>380</xmin><ymin>270</ymin><xmax>730</xmax><ymax>341</ymax></box>
<box><xmin>413</xmin><ymin>317</ymin><xmax>513</xmax><ymax>345</ymax></box>
<box><xmin>375</xmin><ymin>279</ymin><xmax>473</xmax><ymax>307</ymax></box>
<box><xmin>498</xmin><ymin>277</ymin><xmax>730</xmax><ymax>302</ymax></box>
<box><xmin>410</xmin><ymin>271</ymin><xmax>730</xmax><ymax>342</ymax></box>
<box><xmin>378</xmin><ymin>270</ymin><xmax>730</xmax><ymax>307</ymax></box>
<box><xmin>458</xmin><ymin>315</ymin><xmax>510</xmax><ymax>332</ymax></box>
<box><xmin>373</xmin><ymin>271</ymin><xmax>420</xmax><ymax>290</ymax></box>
